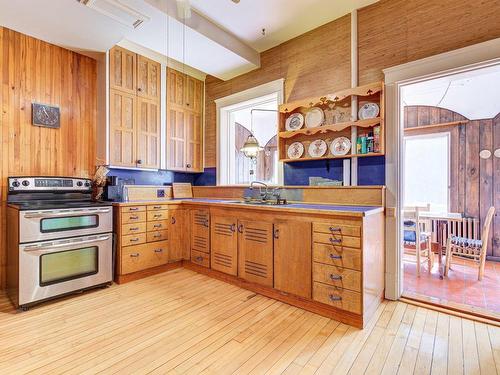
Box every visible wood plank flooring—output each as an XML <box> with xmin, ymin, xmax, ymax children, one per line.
<box><xmin>0</xmin><ymin>269</ymin><xmax>499</xmax><ymax>374</ymax></box>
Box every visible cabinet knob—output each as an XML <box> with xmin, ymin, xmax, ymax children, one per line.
<box><xmin>195</xmin><ymin>256</ymin><xmax>203</xmax><ymax>262</ymax></box>
<box><xmin>137</xmin><ymin>160</ymin><xmax>143</xmax><ymax>165</ymax></box>
<box><xmin>186</xmin><ymin>163</ymin><xmax>192</xmax><ymax>168</ymax></box>
<box><xmin>137</xmin><ymin>87</ymin><xmax>142</xmax><ymax>92</ymax></box>
<box><xmin>186</xmin><ymin>103</ymin><xmax>190</xmax><ymax>106</ymax></box>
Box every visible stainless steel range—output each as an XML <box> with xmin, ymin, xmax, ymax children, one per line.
<box><xmin>7</xmin><ymin>176</ymin><xmax>113</xmax><ymax>310</ymax></box>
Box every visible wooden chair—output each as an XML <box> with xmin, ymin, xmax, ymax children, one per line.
<box><xmin>403</xmin><ymin>205</ymin><xmax>434</xmax><ymax>277</ymax></box>
<box><xmin>444</xmin><ymin>206</ymin><xmax>495</xmax><ymax>281</ymax></box>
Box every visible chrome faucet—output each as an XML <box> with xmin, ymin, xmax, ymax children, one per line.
<box><xmin>250</xmin><ymin>181</ymin><xmax>269</xmax><ymax>200</ymax></box>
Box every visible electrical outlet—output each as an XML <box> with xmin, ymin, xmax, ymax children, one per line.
<box><xmin>157</xmin><ymin>189</ymin><xmax>165</xmax><ymax>198</ymax></box>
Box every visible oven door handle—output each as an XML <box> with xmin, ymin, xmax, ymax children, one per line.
<box><xmin>23</xmin><ymin>236</ymin><xmax>111</xmax><ymax>252</ymax></box>
<box><xmin>24</xmin><ymin>208</ymin><xmax>111</xmax><ymax>219</ymax></box>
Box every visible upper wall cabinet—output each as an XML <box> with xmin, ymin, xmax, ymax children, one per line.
<box><xmin>166</xmin><ymin>68</ymin><xmax>204</xmax><ymax>173</ymax></box>
<box><xmin>110</xmin><ymin>46</ymin><xmax>137</xmax><ymax>95</ymax></box>
<box><xmin>137</xmin><ymin>55</ymin><xmax>161</xmax><ymax>101</ymax></box>
<box><xmin>109</xmin><ymin>46</ymin><xmax>161</xmax><ymax>169</ymax></box>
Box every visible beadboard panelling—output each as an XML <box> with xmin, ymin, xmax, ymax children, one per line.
<box><xmin>0</xmin><ymin>27</ymin><xmax>97</xmax><ymax>289</ymax></box>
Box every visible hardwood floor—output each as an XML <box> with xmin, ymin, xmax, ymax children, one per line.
<box><xmin>0</xmin><ymin>269</ymin><xmax>499</xmax><ymax>374</ymax></box>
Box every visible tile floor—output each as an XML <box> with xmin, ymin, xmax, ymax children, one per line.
<box><xmin>403</xmin><ymin>256</ymin><xmax>500</xmax><ymax>317</ymax></box>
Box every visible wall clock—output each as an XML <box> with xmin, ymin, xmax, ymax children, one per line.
<box><xmin>32</xmin><ymin>103</ymin><xmax>60</xmax><ymax>128</ymax></box>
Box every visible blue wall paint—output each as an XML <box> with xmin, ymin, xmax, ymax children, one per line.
<box><xmin>108</xmin><ymin>157</ymin><xmax>385</xmax><ymax>187</ymax></box>
<box><xmin>284</xmin><ymin>159</ymin><xmax>344</xmax><ymax>185</ymax></box>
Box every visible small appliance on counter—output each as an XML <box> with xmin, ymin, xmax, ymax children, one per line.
<box><xmin>104</xmin><ymin>176</ymin><xmax>135</xmax><ymax>201</ymax></box>
<box><xmin>6</xmin><ymin>176</ymin><xmax>114</xmax><ymax>310</ymax></box>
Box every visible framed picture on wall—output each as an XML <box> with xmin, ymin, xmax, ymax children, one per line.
<box><xmin>32</xmin><ymin>103</ymin><xmax>60</xmax><ymax>128</ymax></box>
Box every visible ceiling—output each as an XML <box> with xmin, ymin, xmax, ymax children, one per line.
<box><xmin>0</xmin><ymin>0</ymin><xmax>378</xmax><ymax>80</ymax></box>
<box><xmin>402</xmin><ymin>64</ymin><xmax>500</xmax><ymax>120</ymax></box>
<box><xmin>190</xmin><ymin>0</ymin><xmax>379</xmax><ymax>52</ymax></box>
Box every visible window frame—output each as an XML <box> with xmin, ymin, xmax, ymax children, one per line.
<box><xmin>402</xmin><ymin>131</ymin><xmax>451</xmax><ymax>214</ymax></box>
<box><xmin>215</xmin><ymin>79</ymin><xmax>285</xmax><ymax>186</ymax></box>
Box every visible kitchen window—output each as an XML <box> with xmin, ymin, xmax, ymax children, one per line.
<box><xmin>216</xmin><ymin>79</ymin><xmax>284</xmax><ymax>185</ymax></box>
<box><xmin>403</xmin><ymin>132</ymin><xmax>450</xmax><ymax>213</ymax></box>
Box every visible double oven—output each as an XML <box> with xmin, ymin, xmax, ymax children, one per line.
<box><xmin>7</xmin><ymin>177</ymin><xmax>114</xmax><ymax>309</ymax></box>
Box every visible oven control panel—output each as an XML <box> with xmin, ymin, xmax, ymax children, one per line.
<box><xmin>8</xmin><ymin>177</ymin><xmax>92</xmax><ymax>192</ymax></box>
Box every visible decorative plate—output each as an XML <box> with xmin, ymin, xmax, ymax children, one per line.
<box><xmin>304</xmin><ymin>107</ymin><xmax>325</xmax><ymax>128</ymax></box>
<box><xmin>358</xmin><ymin>103</ymin><xmax>380</xmax><ymax>120</ymax></box>
<box><xmin>285</xmin><ymin>113</ymin><xmax>304</xmax><ymax>131</ymax></box>
<box><xmin>308</xmin><ymin>139</ymin><xmax>328</xmax><ymax>158</ymax></box>
<box><xmin>330</xmin><ymin>137</ymin><xmax>352</xmax><ymax>156</ymax></box>
<box><xmin>287</xmin><ymin>142</ymin><xmax>304</xmax><ymax>159</ymax></box>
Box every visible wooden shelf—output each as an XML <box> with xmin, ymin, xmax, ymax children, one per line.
<box><xmin>279</xmin><ymin>117</ymin><xmax>381</xmax><ymax>139</ymax></box>
<box><xmin>280</xmin><ymin>152</ymin><xmax>384</xmax><ymax>163</ymax></box>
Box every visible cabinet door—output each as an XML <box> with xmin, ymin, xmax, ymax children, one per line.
<box><xmin>185</xmin><ymin>111</ymin><xmax>203</xmax><ymax>172</ymax></box>
<box><xmin>193</xmin><ymin>79</ymin><xmax>204</xmax><ymax>114</ymax></box>
<box><xmin>137</xmin><ymin>98</ymin><xmax>160</xmax><ymax>169</ymax></box>
<box><xmin>109</xmin><ymin>89</ymin><xmax>136</xmax><ymax>167</ymax></box>
<box><xmin>191</xmin><ymin>209</ymin><xmax>210</xmax><ymax>254</ymax></box>
<box><xmin>211</xmin><ymin>215</ymin><xmax>238</xmax><ymax>275</ymax></box>
<box><xmin>274</xmin><ymin>220</ymin><xmax>312</xmax><ymax>298</ymax></box>
<box><xmin>169</xmin><ymin>208</ymin><xmax>188</xmax><ymax>261</ymax></box>
<box><xmin>167</xmin><ymin>107</ymin><xmax>186</xmax><ymax>171</ymax></box>
<box><xmin>109</xmin><ymin>46</ymin><xmax>136</xmax><ymax>94</ymax></box>
<box><xmin>238</xmin><ymin>220</ymin><xmax>273</xmax><ymax>287</ymax></box>
<box><xmin>137</xmin><ymin>55</ymin><xmax>161</xmax><ymax>100</ymax></box>
<box><xmin>167</xmin><ymin>68</ymin><xmax>185</xmax><ymax>107</ymax></box>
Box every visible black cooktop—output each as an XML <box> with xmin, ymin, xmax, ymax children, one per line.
<box><xmin>9</xmin><ymin>200</ymin><xmax>113</xmax><ymax>211</ymax></box>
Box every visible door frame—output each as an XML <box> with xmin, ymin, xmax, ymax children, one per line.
<box><xmin>383</xmin><ymin>37</ymin><xmax>500</xmax><ymax>300</ymax></box>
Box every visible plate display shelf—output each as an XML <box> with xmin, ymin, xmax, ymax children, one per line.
<box><xmin>278</xmin><ymin>81</ymin><xmax>385</xmax><ymax>162</ymax></box>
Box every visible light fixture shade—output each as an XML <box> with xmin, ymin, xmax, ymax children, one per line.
<box><xmin>240</xmin><ymin>135</ymin><xmax>263</xmax><ymax>159</ymax></box>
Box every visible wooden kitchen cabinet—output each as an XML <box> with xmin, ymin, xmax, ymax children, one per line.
<box><xmin>237</xmin><ymin>220</ymin><xmax>273</xmax><ymax>287</ymax></box>
<box><xmin>109</xmin><ymin>46</ymin><xmax>136</xmax><ymax>94</ymax></box>
<box><xmin>191</xmin><ymin>209</ymin><xmax>210</xmax><ymax>250</ymax></box>
<box><xmin>169</xmin><ymin>206</ymin><xmax>189</xmax><ymax>261</ymax></box>
<box><xmin>210</xmin><ymin>214</ymin><xmax>238</xmax><ymax>275</ymax></box>
<box><xmin>109</xmin><ymin>89</ymin><xmax>137</xmax><ymax>167</ymax></box>
<box><xmin>137</xmin><ymin>55</ymin><xmax>161</xmax><ymax>100</ymax></box>
<box><xmin>273</xmin><ymin>220</ymin><xmax>312</xmax><ymax>299</ymax></box>
<box><xmin>137</xmin><ymin>98</ymin><xmax>160</xmax><ymax>169</ymax></box>
<box><xmin>109</xmin><ymin>46</ymin><xmax>161</xmax><ymax>169</ymax></box>
<box><xmin>166</xmin><ymin>68</ymin><xmax>204</xmax><ymax>173</ymax></box>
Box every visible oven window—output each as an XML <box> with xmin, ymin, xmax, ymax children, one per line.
<box><xmin>40</xmin><ymin>215</ymin><xmax>98</xmax><ymax>233</ymax></box>
<box><xmin>40</xmin><ymin>246</ymin><xmax>98</xmax><ymax>286</ymax></box>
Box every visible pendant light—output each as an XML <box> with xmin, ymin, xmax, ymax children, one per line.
<box><xmin>240</xmin><ymin>109</ymin><xmax>278</xmax><ymax>159</ymax></box>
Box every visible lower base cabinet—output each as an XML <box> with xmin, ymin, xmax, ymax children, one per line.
<box><xmin>169</xmin><ymin>206</ymin><xmax>189</xmax><ymax>261</ymax></box>
<box><xmin>210</xmin><ymin>214</ymin><xmax>238</xmax><ymax>275</ymax></box>
<box><xmin>121</xmin><ymin>240</ymin><xmax>169</xmax><ymax>274</ymax></box>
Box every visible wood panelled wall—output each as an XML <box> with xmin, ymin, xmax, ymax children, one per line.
<box><xmin>204</xmin><ymin>0</ymin><xmax>500</xmax><ymax>167</ymax></box>
<box><xmin>404</xmin><ymin>106</ymin><xmax>500</xmax><ymax>259</ymax></box>
<box><xmin>0</xmin><ymin>27</ymin><xmax>97</xmax><ymax>289</ymax></box>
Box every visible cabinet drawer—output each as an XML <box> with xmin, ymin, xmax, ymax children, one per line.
<box><xmin>313</xmin><ymin>282</ymin><xmax>362</xmax><ymax>314</ymax></box>
<box><xmin>191</xmin><ymin>249</ymin><xmax>210</xmax><ymax>268</ymax></box>
<box><xmin>121</xmin><ymin>240</ymin><xmax>169</xmax><ymax>274</ymax></box>
<box><xmin>147</xmin><ymin>220</ymin><xmax>169</xmax><ymax>232</ymax></box>
<box><xmin>313</xmin><ymin>232</ymin><xmax>361</xmax><ymax>248</ymax></box>
<box><xmin>147</xmin><ymin>230</ymin><xmax>168</xmax><ymax>242</ymax></box>
<box><xmin>122</xmin><ymin>233</ymin><xmax>147</xmax><ymax>247</ymax></box>
<box><xmin>313</xmin><ymin>243</ymin><xmax>361</xmax><ymax>271</ymax></box>
<box><xmin>147</xmin><ymin>204</ymin><xmax>170</xmax><ymax>211</ymax></box>
<box><xmin>313</xmin><ymin>222</ymin><xmax>361</xmax><ymax>237</ymax></box>
<box><xmin>313</xmin><ymin>263</ymin><xmax>361</xmax><ymax>292</ymax></box>
<box><xmin>121</xmin><ymin>206</ymin><xmax>146</xmax><ymax>213</ymax></box>
<box><xmin>121</xmin><ymin>222</ymin><xmax>147</xmax><ymax>236</ymax></box>
<box><xmin>147</xmin><ymin>210</ymin><xmax>169</xmax><ymax>221</ymax></box>
<box><xmin>122</xmin><ymin>211</ymin><xmax>147</xmax><ymax>224</ymax></box>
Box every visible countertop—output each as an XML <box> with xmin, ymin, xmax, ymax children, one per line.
<box><xmin>111</xmin><ymin>198</ymin><xmax>384</xmax><ymax>217</ymax></box>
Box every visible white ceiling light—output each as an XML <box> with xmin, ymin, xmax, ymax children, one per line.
<box><xmin>76</xmin><ymin>0</ymin><xmax>150</xmax><ymax>29</ymax></box>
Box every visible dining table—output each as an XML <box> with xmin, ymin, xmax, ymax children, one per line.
<box><xmin>419</xmin><ymin>211</ymin><xmax>463</xmax><ymax>279</ymax></box>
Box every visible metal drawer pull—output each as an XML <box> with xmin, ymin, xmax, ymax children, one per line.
<box><xmin>24</xmin><ymin>207</ymin><xmax>111</xmax><ymax>218</ymax></box>
<box><xmin>195</xmin><ymin>256</ymin><xmax>203</xmax><ymax>262</ymax></box>
<box><xmin>230</xmin><ymin>223</ymin><xmax>236</xmax><ymax>232</ymax></box>
<box><xmin>171</xmin><ymin>217</ymin><xmax>176</xmax><ymax>224</ymax></box>
<box><xmin>154</xmin><ymin>214</ymin><xmax>162</xmax><ymax>218</ymax></box>
<box><xmin>329</xmin><ymin>254</ymin><xmax>342</xmax><ymax>260</ymax></box>
<box><xmin>329</xmin><ymin>274</ymin><xmax>342</xmax><ymax>281</ymax></box>
<box><xmin>130</xmin><ymin>215</ymin><xmax>139</xmax><ymax>220</ymax></box>
<box><xmin>154</xmin><ymin>234</ymin><xmax>162</xmax><ymax>238</ymax></box>
<box><xmin>130</xmin><ymin>253</ymin><xmax>140</xmax><ymax>257</ymax></box>
<box><xmin>237</xmin><ymin>224</ymin><xmax>244</xmax><ymax>233</ymax></box>
<box><xmin>129</xmin><ymin>207</ymin><xmax>139</xmax><ymax>211</ymax></box>
<box><xmin>204</xmin><ymin>220</ymin><xmax>209</xmax><ymax>228</ymax></box>
<box><xmin>130</xmin><ymin>227</ymin><xmax>139</xmax><ymax>231</ymax></box>
<box><xmin>329</xmin><ymin>238</ymin><xmax>342</xmax><ymax>244</ymax></box>
<box><xmin>153</xmin><ymin>224</ymin><xmax>162</xmax><ymax>228</ymax></box>
<box><xmin>153</xmin><ymin>206</ymin><xmax>162</xmax><ymax>209</ymax></box>
<box><xmin>130</xmin><ymin>238</ymin><xmax>139</xmax><ymax>242</ymax></box>
<box><xmin>329</xmin><ymin>294</ymin><xmax>342</xmax><ymax>302</ymax></box>
<box><xmin>329</xmin><ymin>226</ymin><xmax>341</xmax><ymax>232</ymax></box>
<box><xmin>23</xmin><ymin>235</ymin><xmax>110</xmax><ymax>252</ymax></box>
<box><xmin>273</xmin><ymin>229</ymin><xmax>280</xmax><ymax>239</ymax></box>
<box><xmin>154</xmin><ymin>249</ymin><xmax>163</xmax><ymax>253</ymax></box>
